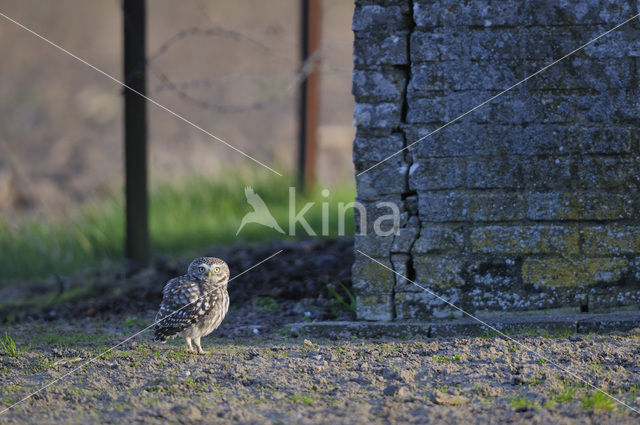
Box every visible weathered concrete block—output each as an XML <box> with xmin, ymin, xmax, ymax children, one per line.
<box><xmin>354</xmin><ymin>32</ymin><xmax>409</xmax><ymax>66</ymax></box>
<box><xmin>395</xmin><ymin>288</ymin><xmax>462</xmax><ymax>319</ymax></box>
<box><xmin>351</xmin><ymin>0</ymin><xmax>640</xmax><ymax>319</ymax></box>
<box><xmin>412</xmin><ymin>0</ymin><xmax>636</xmax><ymax>27</ymax></box>
<box><xmin>465</xmin><ymin>157</ymin><xmax>572</xmax><ymax>190</ymax></box>
<box><xmin>576</xmin><ymin>89</ymin><xmax>640</xmax><ymax>122</ymax></box>
<box><xmin>405</xmin><ymin>124</ymin><xmax>638</xmax><ymax>158</ymax></box>
<box><xmin>411</xmin><ymin>254</ymin><xmax>465</xmax><ymax>289</ymax></box>
<box><xmin>391</xmin><ymin>218</ymin><xmax>420</xmax><ymax>253</ymax></box>
<box><xmin>395</xmin><ymin>292</ymin><xmax>432</xmax><ymax>320</ymax></box>
<box><xmin>355</xmin><ymin>160</ymin><xmax>407</xmax><ymax>200</ymax></box>
<box><xmin>528</xmin><ymin>58</ymin><xmax>635</xmax><ymax>91</ymax></box>
<box><xmin>408</xmin><ymin>59</ymin><xmax>634</xmax><ymax>94</ymax></box>
<box><xmin>410</xmin><ymin>28</ymin><xmax>569</xmax><ymax>62</ymax></box>
<box><xmin>352</xmin><ymin>256</ymin><xmax>395</xmax><ymax>294</ymax></box>
<box><xmin>582</xmin><ymin>28</ymin><xmax>640</xmax><ymax>58</ymax></box>
<box><xmin>411</xmin><ymin>225</ymin><xmax>464</xmax><ymax>254</ymax></box>
<box><xmin>352</xmin><ymin>5</ymin><xmax>408</xmax><ymax>31</ymax></box>
<box><xmin>353</xmin><ymin>197</ymin><xmax>406</xmax><ymax>234</ymax></box>
<box><xmin>470</xmin><ymin>225</ymin><xmax>580</xmax><ymax>254</ymax></box>
<box><xmin>356</xmin><ymin>294</ymin><xmax>395</xmax><ymax>321</ymax></box>
<box><xmin>408</xmin><ymin>158</ymin><xmax>464</xmax><ymax>190</ymax></box>
<box><xmin>582</xmin><ymin>226</ymin><xmax>640</xmax><ymax>256</ymax></box>
<box><xmin>352</xmin><ymin>68</ymin><xmax>406</xmax><ymax>103</ymax></box>
<box><xmin>353</xmin><ymin>132</ymin><xmax>405</xmax><ymax>167</ymax></box>
<box><xmin>410</xmin><ymin>30</ymin><xmax>463</xmax><ymax>62</ymax></box>
<box><xmin>353</xmin><ymin>102</ymin><xmax>402</xmax><ymax>129</ymax></box>
<box><xmin>412</xmin><ymin>25</ymin><xmax>640</xmax><ymax>63</ymax></box>
<box><xmin>573</xmin><ymin>157</ymin><xmax>640</xmax><ymax>190</ymax></box>
<box><xmin>354</xmin><ymin>233</ymin><xmax>394</xmax><ymax>258</ymax></box>
<box><xmin>405</xmin><ymin>90</ymin><xmax>577</xmax><ymax>125</ymax></box>
<box><xmin>418</xmin><ymin>191</ymin><xmax>526</xmax><ymax>222</ymax></box>
<box><xmin>522</xmin><ymin>257</ymin><xmax>631</xmax><ymax>288</ymax></box>
<box><xmin>526</xmin><ymin>192</ymin><xmax>635</xmax><ymax>221</ymax></box>
<box><xmin>408</xmin><ymin>61</ymin><xmax>516</xmax><ymax>93</ymax></box>
<box><xmin>467</xmin><ymin>257</ymin><xmax>520</xmax><ymax>291</ymax></box>
<box><xmin>562</xmin><ymin>125</ymin><xmax>638</xmax><ymax>155</ymax></box>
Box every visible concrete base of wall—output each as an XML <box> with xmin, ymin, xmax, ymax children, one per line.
<box><xmin>290</xmin><ymin>310</ymin><xmax>640</xmax><ymax>339</ymax></box>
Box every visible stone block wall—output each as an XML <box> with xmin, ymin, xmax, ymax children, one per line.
<box><xmin>352</xmin><ymin>0</ymin><xmax>640</xmax><ymax>320</ymax></box>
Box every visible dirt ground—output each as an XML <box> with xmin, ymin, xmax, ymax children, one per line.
<box><xmin>1</xmin><ymin>238</ymin><xmax>640</xmax><ymax>424</ymax></box>
<box><xmin>1</xmin><ymin>315</ymin><xmax>640</xmax><ymax>425</ymax></box>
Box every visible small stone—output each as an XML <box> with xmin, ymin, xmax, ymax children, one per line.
<box><xmin>432</xmin><ymin>390</ymin><xmax>468</xmax><ymax>406</ymax></box>
<box><xmin>397</xmin><ymin>387</ymin><xmax>410</xmax><ymax>398</ymax></box>
<box><xmin>303</xmin><ymin>339</ymin><xmax>313</xmax><ymax>347</ymax></box>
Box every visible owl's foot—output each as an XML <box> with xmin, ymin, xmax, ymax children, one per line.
<box><xmin>184</xmin><ymin>337</ymin><xmax>197</xmax><ymax>354</ymax></box>
<box><xmin>194</xmin><ymin>337</ymin><xmax>208</xmax><ymax>355</ymax></box>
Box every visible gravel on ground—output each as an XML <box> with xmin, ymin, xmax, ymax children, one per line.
<box><xmin>1</xmin><ymin>316</ymin><xmax>639</xmax><ymax>424</ymax></box>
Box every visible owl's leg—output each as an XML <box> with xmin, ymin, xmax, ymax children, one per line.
<box><xmin>183</xmin><ymin>336</ymin><xmax>196</xmax><ymax>354</ymax></box>
<box><xmin>194</xmin><ymin>337</ymin><xmax>208</xmax><ymax>355</ymax></box>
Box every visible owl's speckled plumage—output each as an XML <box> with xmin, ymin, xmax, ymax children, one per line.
<box><xmin>153</xmin><ymin>257</ymin><xmax>230</xmax><ymax>354</ymax></box>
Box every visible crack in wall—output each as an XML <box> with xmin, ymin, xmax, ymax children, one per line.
<box><xmin>388</xmin><ymin>0</ymin><xmax>418</xmax><ymax>321</ymax></box>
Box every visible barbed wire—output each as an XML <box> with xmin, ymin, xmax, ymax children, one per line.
<box><xmin>120</xmin><ymin>0</ymin><xmax>351</xmax><ymax>114</ymax></box>
<box><xmin>148</xmin><ymin>47</ymin><xmax>324</xmax><ymax>113</ymax></box>
<box><xmin>149</xmin><ymin>62</ymin><xmax>351</xmax><ymax>95</ymax></box>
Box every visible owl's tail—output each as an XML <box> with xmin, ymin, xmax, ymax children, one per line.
<box><xmin>153</xmin><ymin>325</ymin><xmax>170</xmax><ymax>343</ymax></box>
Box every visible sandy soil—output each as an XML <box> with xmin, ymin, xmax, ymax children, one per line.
<box><xmin>1</xmin><ymin>316</ymin><xmax>639</xmax><ymax>425</ymax></box>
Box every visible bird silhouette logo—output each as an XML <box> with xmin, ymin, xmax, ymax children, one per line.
<box><xmin>236</xmin><ymin>186</ymin><xmax>286</xmax><ymax>235</ymax></box>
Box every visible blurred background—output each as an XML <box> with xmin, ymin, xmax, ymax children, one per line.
<box><xmin>0</xmin><ymin>0</ymin><xmax>356</xmax><ymax>282</ymax></box>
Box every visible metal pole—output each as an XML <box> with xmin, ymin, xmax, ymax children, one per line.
<box><xmin>123</xmin><ymin>0</ymin><xmax>149</xmax><ymax>265</ymax></box>
<box><xmin>298</xmin><ymin>0</ymin><xmax>321</xmax><ymax>192</ymax></box>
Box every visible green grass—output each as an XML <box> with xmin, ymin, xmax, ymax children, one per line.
<box><xmin>0</xmin><ymin>172</ymin><xmax>355</xmax><ymax>282</ymax></box>
<box><xmin>544</xmin><ymin>384</ymin><xmax>578</xmax><ymax>408</ymax></box>
<box><xmin>432</xmin><ymin>354</ymin><xmax>462</xmax><ymax>363</ymax></box>
<box><xmin>289</xmin><ymin>394</ymin><xmax>317</xmax><ymax>405</ymax></box>
<box><xmin>580</xmin><ymin>390</ymin><xmax>618</xmax><ymax>411</ymax></box>
<box><xmin>326</xmin><ymin>281</ymin><xmax>356</xmax><ymax>313</ymax></box>
<box><xmin>253</xmin><ymin>296</ymin><xmax>279</xmax><ymax>313</ymax></box>
<box><xmin>123</xmin><ymin>316</ymin><xmax>147</xmax><ymax>329</ymax></box>
<box><xmin>1</xmin><ymin>332</ymin><xmax>20</xmax><ymax>357</ymax></box>
<box><xmin>509</xmin><ymin>395</ymin><xmax>538</xmax><ymax>410</ymax></box>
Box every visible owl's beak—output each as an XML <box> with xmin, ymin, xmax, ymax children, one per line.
<box><xmin>208</xmin><ymin>270</ymin><xmax>212</xmax><ymax>279</ymax></box>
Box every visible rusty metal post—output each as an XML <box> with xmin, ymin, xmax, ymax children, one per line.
<box><xmin>123</xmin><ymin>0</ymin><xmax>149</xmax><ymax>265</ymax></box>
<box><xmin>298</xmin><ymin>0</ymin><xmax>321</xmax><ymax>192</ymax></box>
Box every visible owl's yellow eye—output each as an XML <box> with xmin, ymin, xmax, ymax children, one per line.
<box><xmin>214</xmin><ymin>267</ymin><xmax>220</xmax><ymax>273</ymax></box>
<box><xmin>198</xmin><ymin>266</ymin><xmax>206</xmax><ymax>273</ymax></box>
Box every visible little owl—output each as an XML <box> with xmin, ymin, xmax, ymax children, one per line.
<box><xmin>154</xmin><ymin>257</ymin><xmax>230</xmax><ymax>354</ymax></box>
